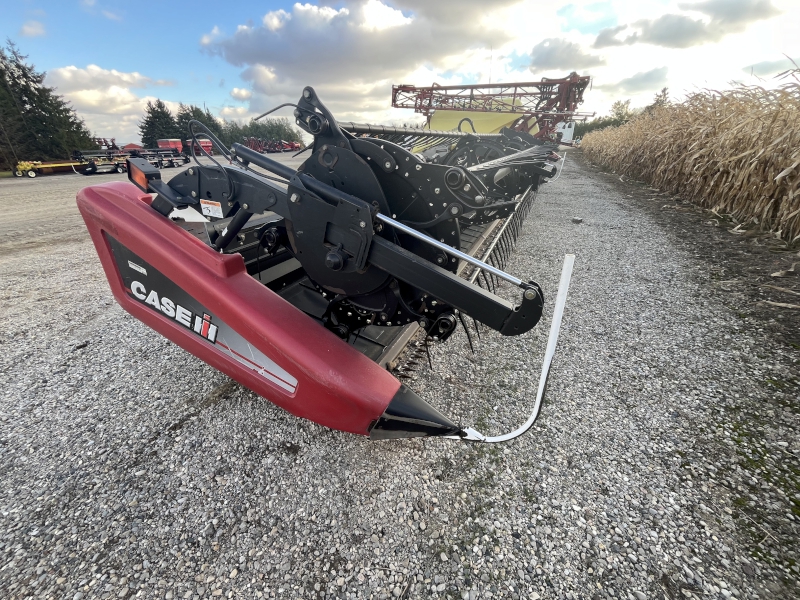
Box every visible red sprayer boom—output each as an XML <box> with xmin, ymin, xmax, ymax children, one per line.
<box><xmin>391</xmin><ymin>72</ymin><xmax>593</xmax><ymax>141</ymax></box>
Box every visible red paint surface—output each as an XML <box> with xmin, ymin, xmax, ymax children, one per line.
<box><xmin>77</xmin><ymin>182</ymin><xmax>400</xmax><ymax>435</ymax></box>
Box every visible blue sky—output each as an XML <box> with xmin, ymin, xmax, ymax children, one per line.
<box><xmin>556</xmin><ymin>2</ymin><xmax>619</xmax><ymax>35</ymax></box>
<box><xmin>6</xmin><ymin>1</ymin><xmax>268</xmax><ymax>113</ymax></box>
<box><xmin>3</xmin><ymin>1</ymin><xmax>798</xmax><ymax>143</ymax></box>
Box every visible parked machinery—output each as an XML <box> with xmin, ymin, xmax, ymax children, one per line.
<box><xmin>391</xmin><ymin>72</ymin><xmax>593</xmax><ymax>143</ymax></box>
<box><xmin>242</xmin><ymin>137</ymin><xmax>302</xmax><ymax>153</ymax></box>
<box><xmin>69</xmin><ymin>137</ymin><xmax>127</xmax><ymax>174</ymax></box>
<box><xmin>13</xmin><ymin>138</ymin><xmax>189</xmax><ymax>178</ymax></box>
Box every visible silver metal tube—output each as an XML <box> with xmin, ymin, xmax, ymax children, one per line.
<box><xmin>450</xmin><ymin>253</ymin><xmax>575</xmax><ymax>443</ymax></box>
<box><xmin>548</xmin><ymin>152</ymin><xmax>567</xmax><ymax>183</ymax></box>
<box><xmin>375</xmin><ymin>213</ymin><xmax>524</xmax><ymax>287</ymax></box>
<box><xmin>467</xmin><ymin>145</ymin><xmax>553</xmax><ymax>171</ymax></box>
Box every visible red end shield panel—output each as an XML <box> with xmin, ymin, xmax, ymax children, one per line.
<box><xmin>77</xmin><ymin>181</ymin><xmax>401</xmax><ymax>435</ymax></box>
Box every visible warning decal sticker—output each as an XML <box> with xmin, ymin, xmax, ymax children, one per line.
<box><xmin>200</xmin><ymin>199</ymin><xmax>224</xmax><ymax>218</ymax></box>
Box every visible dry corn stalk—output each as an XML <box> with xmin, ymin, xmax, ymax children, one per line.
<box><xmin>582</xmin><ymin>73</ymin><xmax>800</xmax><ymax>243</ymax></box>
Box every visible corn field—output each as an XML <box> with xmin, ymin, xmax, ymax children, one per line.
<box><xmin>582</xmin><ymin>73</ymin><xmax>800</xmax><ymax>243</ymax></box>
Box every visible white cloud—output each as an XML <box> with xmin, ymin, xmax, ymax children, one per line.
<box><xmin>293</xmin><ymin>3</ymin><xmax>350</xmax><ymax>27</ymax></box>
<box><xmin>202</xmin><ymin>0</ymin><xmax>524</xmax><ymax>124</ymax></box>
<box><xmin>361</xmin><ymin>0</ymin><xmax>412</xmax><ymax>31</ymax></box>
<box><xmin>263</xmin><ymin>9</ymin><xmax>291</xmax><ymax>31</ymax></box>
<box><xmin>78</xmin><ymin>0</ymin><xmax>123</xmax><ymax>22</ymax></box>
<box><xmin>52</xmin><ymin>0</ymin><xmax>797</xmax><ymax>139</ymax></box>
<box><xmin>200</xmin><ymin>26</ymin><xmax>221</xmax><ymax>46</ymax></box>
<box><xmin>20</xmin><ymin>21</ymin><xmax>45</xmax><ymax>37</ymax></box>
<box><xmin>45</xmin><ymin>65</ymin><xmax>175</xmax><ymax>143</ymax></box>
<box><xmin>597</xmin><ymin>66</ymin><xmax>669</xmax><ymax>93</ymax></box>
<box><xmin>530</xmin><ymin>38</ymin><xmax>606</xmax><ymax>70</ymax></box>
<box><xmin>594</xmin><ymin>0</ymin><xmax>781</xmax><ymax>49</ymax></box>
<box><xmin>230</xmin><ymin>87</ymin><xmax>252</xmax><ymax>100</ymax></box>
<box><xmin>46</xmin><ymin>64</ymin><xmax>167</xmax><ymax>92</ymax></box>
<box><xmin>219</xmin><ymin>106</ymin><xmax>255</xmax><ymax>119</ymax></box>
<box><xmin>67</xmin><ymin>86</ymin><xmax>142</xmax><ymax>112</ymax></box>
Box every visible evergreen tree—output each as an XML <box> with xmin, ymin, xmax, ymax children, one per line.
<box><xmin>175</xmin><ymin>103</ymin><xmax>222</xmax><ymax>147</ymax></box>
<box><xmin>0</xmin><ymin>41</ymin><xmax>94</xmax><ymax>171</ymax></box>
<box><xmin>138</xmin><ymin>99</ymin><xmax>179</xmax><ymax>148</ymax></box>
<box><xmin>140</xmin><ymin>103</ymin><xmax>303</xmax><ymax>152</ymax></box>
<box><xmin>0</xmin><ymin>73</ymin><xmax>24</xmax><ymax>169</ymax></box>
<box><xmin>218</xmin><ymin>117</ymin><xmax>303</xmax><ymax>148</ymax></box>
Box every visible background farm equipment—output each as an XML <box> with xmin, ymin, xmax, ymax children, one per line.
<box><xmin>281</xmin><ymin>139</ymin><xmax>302</xmax><ymax>151</ymax></box>
<box><xmin>13</xmin><ymin>138</ymin><xmax>191</xmax><ymax>178</ymax></box>
<box><xmin>72</xmin><ymin>139</ymin><xmax>129</xmax><ymax>175</ymax></box>
<box><xmin>12</xmin><ymin>138</ymin><xmax>124</xmax><ymax>177</ymax></box>
<box><xmin>77</xmin><ymin>86</ymin><xmax>572</xmax><ymax>441</ymax></box>
<box><xmin>128</xmin><ymin>150</ymin><xmax>180</xmax><ymax>169</ymax></box>
<box><xmin>392</xmin><ymin>72</ymin><xmax>593</xmax><ymax>143</ymax></box>
<box><xmin>157</xmin><ymin>138</ymin><xmax>211</xmax><ymax>162</ymax></box>
<box><xmin>14</xmin><ymin>157</ymin><xmax>128</xmax><ymax>178</ymax></box>
<box><xmin>242</xmin><ymin>137</ymin><xmax>303</xmax><ymax>153</ymax></box>
<box><xmin>13</xmin><ymin>159</ymin><xmax>80</xmax><ymax>177</ymax></box>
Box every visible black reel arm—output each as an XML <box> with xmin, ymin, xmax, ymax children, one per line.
<box><xmin>368</xmin><ymin>237</ymin><xmax>543</xmax><ymax>335</ymax></box>
<box><xmin>159</xmin><ymin>155</ymin><xmax>543</xmax><ymax>337</ymax></box>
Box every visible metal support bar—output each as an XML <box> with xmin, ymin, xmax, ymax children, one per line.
<box><xmin>376</xmin><ymin>214</ymin><xmax>523</xmax><ymax>287</ymax></box>
<box><xmin>341</xmin><ymin>122</ymin><xmax>503</xmax><ymax>139</ymax></box>
<box><xmin>231</xmin><ymin>143</ymin><xmax>296</xmax><ymax>180</ymax></box>
<box><xmin>211</xmin><ymin>209</ymin><xmax>252</xmax><ymax>251</ymax></box>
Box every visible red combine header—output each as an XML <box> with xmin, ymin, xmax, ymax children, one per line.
<box><xmin>391</xmin><ymin>72</ymin><xmax>593</xmax><ymax>142</ymax></box>
<box><xmin>76</xmin><ymin>85</ymin><xmax>575</xmax><ymax>442</ymax></box>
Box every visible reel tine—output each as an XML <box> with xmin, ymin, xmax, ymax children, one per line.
<box><xmin>480</xmin><ymin>270</ymin><xmax>491</xmax><ymax>293</ymax></box>
<box><xmin>424</xmin><ymin>336</ymin><xmax>433</xmax><ymax>370</ymax></box>
<box><xmin>498</xmin><ymin>235</ymin><xmax>508</xmax><ymax>267</ymax></box>
<box><xmin>458</xmin><ymin>312</ymin><xmax>475</xmax><ymax>353</ymax></box>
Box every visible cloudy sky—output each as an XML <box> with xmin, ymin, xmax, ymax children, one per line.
<box><xmin>4</xmin><ymin>0</ymin><xmax>799</xmax><ymax>143</ymax></box>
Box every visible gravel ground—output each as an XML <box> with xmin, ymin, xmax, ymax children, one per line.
<box><xmin>0</xmin><ymin>154</ymin><xmax>797</xmax><ymax>600</ymax></box>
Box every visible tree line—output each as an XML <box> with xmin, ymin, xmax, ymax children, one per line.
<box><xmin>0</xmin><ymin>40</ymin><xmax>305</xmax><ymax>172</ymax></box>
<box><xmin>0</xmin><ymin>42</ymin><xmax>95</xmax><ymax>171</ymax></box>
<box><xmin>574</xmin><ymin>88</ymin><xmax>670</xmax><ymax>139</ymax></box>
<box><xmin>140</xmin><ymin>100</ymin><xmax>304</xmax><ymax>151</ymax></box>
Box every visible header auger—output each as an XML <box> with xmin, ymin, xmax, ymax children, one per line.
<box><xmin>77</xmin><ymin>86</ymin><xmax>573</xmax><ymax>442</ymax></box>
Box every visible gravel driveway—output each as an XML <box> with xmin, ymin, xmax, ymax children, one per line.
<box><xmin>1</xmin><ymin>154</ymin><xmax>797</xmax><ymax>599</ymax></box>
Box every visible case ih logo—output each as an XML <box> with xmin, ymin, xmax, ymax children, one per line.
<box><xmin>130</xmin><ymin>281</ymin><xmax>218</xmax><ymax>343</ymax></box>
